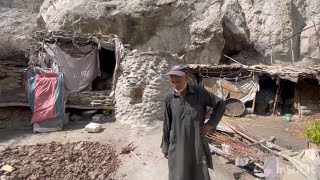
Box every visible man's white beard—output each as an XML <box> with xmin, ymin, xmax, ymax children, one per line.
<box><xmin>174</xmin><ymin>83</ymin><xmax>187</xmax><ymax>95</ymax></box>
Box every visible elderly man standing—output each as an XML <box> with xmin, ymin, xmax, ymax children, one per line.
<box><xmin>161</xmin><ymin>65</ymin><xmax>225</xmax><ymax>180</ymax></box>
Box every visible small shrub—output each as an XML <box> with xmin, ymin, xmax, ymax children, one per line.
<box><xmin>303</xmin><ymin>119</ymin><xmax>320</xmax><ymax>146</ymax></box>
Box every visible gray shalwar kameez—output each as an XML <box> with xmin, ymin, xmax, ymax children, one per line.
<box><xmin>161</xmin><ymin>84</ymin><xmax>225</xmax><ymax>180</ymax></box>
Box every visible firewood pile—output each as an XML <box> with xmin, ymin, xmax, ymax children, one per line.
<box><xmin>206</xmin><ymin>121</ymin><xmax>293</xmax><ymax>178</ymax></box>
<box><xmin>207</xmin><ymin>132</ymin><xmax>271</xmax><ymax>162</ymax></box>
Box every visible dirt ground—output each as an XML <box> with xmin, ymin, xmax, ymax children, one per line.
<box><xmin>0</xmin><ymin>107</ymin><xmax>310</xmax><ymax>179</ymax></box>
<box><xmin>224</xmin><ymin>115</ymin><xmax>309</xmax><ymax>151</ymax></box>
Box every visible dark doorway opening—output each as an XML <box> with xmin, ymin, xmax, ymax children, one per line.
<box><xmin>255</xmin><ymin>75</ymin><xmax>276</xmax><ymax>115</ymax></box>
<box><xmin>255</xmin><ymin>75</ymin><xmax>295</xmax><ymax>115</ymax></box>
<box><xmin>280</xmin><ymin>80</ymin><xmax>295</xmax><ymax>114</ymax></box>
<box><xmin>92</xmin><ymin>48</ymin><xmax>116</xmax><ymax>91</ymax></box>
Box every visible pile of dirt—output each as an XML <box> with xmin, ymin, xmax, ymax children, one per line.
<box><xmin>0</xmin><ymin>141</ymin><xmax>120</xmax><ymax>180</ymax></box>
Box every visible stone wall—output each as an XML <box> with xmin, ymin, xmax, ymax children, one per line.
<box><xmin>114</xmin><ymin>50</ymin><xmax>181</xmax><ymax>126</ymax></box>
<box><xmin>66</xmin><ymin>91</ymin><xmax>114</xmax><ymax>109</ymax></box>
<box><xmin>0</xmin><ymin>60</ymin><xmax>28</xmax><ymax>105</ymax></box>
<box><xmin>295</xmin><ymin>79</ymin><xmax>320</xmax><ymax>118</ymax></box>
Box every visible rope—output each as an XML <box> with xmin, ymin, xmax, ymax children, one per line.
<box><xmin>268</xmin><ymin>22</ymin><xmax>320</xmax><ymax>47</ymax></box>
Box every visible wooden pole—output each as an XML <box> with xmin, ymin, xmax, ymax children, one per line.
<box><xmin>224</xmin><ymin>122</ymin><xmax>279</xmax><ymax>155</ymax></box>
<box><xmin>112</xmin><ymin>39</ymin><xmax>122</xmax><ymax>92</ymax></box>
<box><xmin>272</xmin><ymin>78</ymin><xmax>281</xmax><ymax>116</ymax></box>
<box><xmin>293</xmin><ymin>85</ymin><xmax>302</xmax><ymax>120</ymax></box>
<box><xmin>251</xmin><ymin>71</ymin><xmax>258</xmax><ymax>114</ymax></box>
<box><xmin>271</xmin><ymin>46</ymin><xmax>273</xmax><ymax>64</ymax></box>
<box><xmin>297</xmin><ymin>87</ymin><xmax>302</xmax><ymax>120</ymax></box>
<box><xmin>290</xmin><ymin>38</ymin><xmax>295</xmax><ymax>63</ymax></box>
<box><xmin>223</xmin><ymin>54</ymin><xmax>244</xmax><ymax>66</ymax></box>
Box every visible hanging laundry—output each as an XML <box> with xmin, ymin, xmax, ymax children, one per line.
<box><xmin>26</xmin><ymin>67</ymin><xmax>64</xmax><ymax>123</ymax></box>
<box><xmin>44</xmin><ymin>43</ymin><xmax>100</xmax><ymax>93</ymax></box>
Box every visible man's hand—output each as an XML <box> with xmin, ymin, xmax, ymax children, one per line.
<box><xmin>200</xmin><ymin>124</ymin><xmax>213</xmax><ymax>136</ymax></box>
<box><xmin>163</xmin><ymin>152</ymin><xmax>168</xmax><ymax>159</ymax></box>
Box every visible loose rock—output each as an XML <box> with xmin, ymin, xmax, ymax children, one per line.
<box><xmin>1</xmin><ymin>165</ymin><xmax>14</xmax><ymax>173</ymax></box>
<box><xmin>0</xmin><ymin>142</ymin><xmax>119</xmax><ymax>179</ymax></box>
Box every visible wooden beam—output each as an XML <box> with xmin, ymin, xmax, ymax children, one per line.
<box><xmin>0</xmin><ymin>102</ymin><xmax>29</xmax><ymax>107</ymax></box>
<box><xmin>66</xmin><ymin>105</ymin><xmax>114</xmax><ymax>110</ymax></box>
<box><xmin>0</xmin><ymin>102</ymin><xmax>114</xmax><ymax>110</ymax></box>
<box><xmin>272</xmin><ymin>78</ymin><xmax>281</xmax><ymax>116</ymax></box>
<box><xmin>112</xmin><ymin>39</ymin><xmax>123</xmax><ymax>91</ymax></box>
<box><xmin>252</xmin><ymin>71</ymin><xmax>258</xmax><ymax>113</ymax></box>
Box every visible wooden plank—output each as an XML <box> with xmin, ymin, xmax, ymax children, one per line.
<box><xmin>112</xmin><ymin>39</ymin><xmax>122</xmax><ymax>91</ymax></box>
<box><xmin>224</xmin><ymin>122</ymin><xmax>257</xmax><ymax>143</ymax></box>
<box><xmin>0</xmin><ymin>102</ymin><xmax>114</xmax><ymax>110</ymax></box>
<box><xmin>252</xmin><ymin>71</ymin><xmax>258</xmax><ymax>113</ymax></box>
<box><xmin>66</xmin><ymin>105</ymin><xmax>114</xmax><ymax>110</ymax></box>
<box><xmin>224</xmin><ymin>122</ymin><xmax>279</xmax><ymax>155</ymax></box>
<box><xmin>272</xmin><ymin>78</ymin><xmax>281</xmax><ymax>116</ymax></box>
<box><xmin>0</xmin><ymin>102</ymin><xmax>29</xmax><ymax>107</ymax></box>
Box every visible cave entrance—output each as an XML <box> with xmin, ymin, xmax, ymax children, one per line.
<box><xmin>255</xmin><ymin>75</ymin><xmax>295</xmax><ymax>116</ymax></box>
<box><xmin>92</xmin><ymin>48</ymin><xmax>116</xmax><ymax>91</ymax></box>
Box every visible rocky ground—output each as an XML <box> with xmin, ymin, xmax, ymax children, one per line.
<box><xmin>0</xmin><ymin>107</ymin><xmax>310</xmax><ymax>180</ymax></box>
<box><xmin>0</xmin><ymin>141</ymin><xmax>119</xmax><ymax>180</ymax></box>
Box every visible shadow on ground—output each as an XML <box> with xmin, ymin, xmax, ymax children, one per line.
<box><xmin>0</xmin><ymin>107</ymin><xmax>117</xmax><ymax>146</ymax></box>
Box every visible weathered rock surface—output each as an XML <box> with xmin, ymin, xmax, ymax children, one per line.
<box><xmin>1</xmin><ymin>0</ymin><xmax>320</xmax><ymax>126</ymax></box>
<box><xmin>0</xmin><ymin>0</ymin><xmax>44</xmax><ymax>103</ymax></box>
<box><xmin>36</xmin><ymin>0</ymin><xmax>320</xmax><ymax>65</ymax></box>
<box><xmin>0</xmin><ymin>0</ymin><xmax>44</xmax><ymax>45</ymax></box>
<box><xmin>115</xmin><ymin>50</ymin><xmax>182</xmax><ymax>125</ymax></box>
<box><xmin>0</xmin><ymin>141</ymin><xmax>119</xmax><ymax>180</ymax></box>
<box><xmin>0</xmin><ymin>0</ymin><xmax>319</xmax><ymax>64</ymax></box>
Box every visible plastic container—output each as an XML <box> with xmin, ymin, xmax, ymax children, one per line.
<box><xmin>284</xmin><ymin>114</ymin><xmax>292</xmax><ymax>122</ymax></box>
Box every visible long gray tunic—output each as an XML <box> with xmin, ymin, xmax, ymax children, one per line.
<box><xmin>161</xmin><ymin>84</ymin><xmax>225</xmax><ymax>180</ymax></box>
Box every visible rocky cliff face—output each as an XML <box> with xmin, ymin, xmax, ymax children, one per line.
<box><xmin>0</xmin><ymin>0</ymin><xmax>44</xmax><ymax>105</ymax></box>
<box><xmin>0</xmin><ymin>0</ymin><xmax>43</xmax><ymax>44</ymax></box>
<box><xmin>1</xmin><ymin>0</ymin><xmax>320</xmax><ymax>125</ymax></box>
<box><xmin>1</xmin><ymin>0</ymin><xmax>319</xmax><ymax>65</ymax></box>
<box><xmin>36</xmin><ymin>0</ymin><xmax>320</xmax><ymax>65</ymax></box>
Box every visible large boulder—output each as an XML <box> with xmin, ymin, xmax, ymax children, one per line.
<box><xmin>37</xmin><ymin>0</ymin><xmax>320</xmax><ymax>65</ymax></box>
<box><xmin>0</xmin><ymin>0</ymin><xmax>318</xmax><ymax>65</ymax></box>
<box><xmin>0</xmin><ymin>0</ymin><xmax>44</xmax><ymax>42</ymax></box>
<box><xmin>236</xmin><ymin>0</ymin><xmax>320</xmax><ymax>65</ymax></box>
<box><xmin>37</xmin><ymin>0</ymin><xmax>225</xmax><ymax>64</ymax></box>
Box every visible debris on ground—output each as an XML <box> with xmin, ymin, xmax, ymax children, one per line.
<box><xmin>0</xmin><ymin>141</ymin><xmax>119</xmax><ymax>180</ymax></box>
<box><xmin>130</xmin><ymin>151</ymin><xmax>147</xmax><ymax>165</ymax></box>
<box><xmin>119</xmin><ymin>142</ymin><xmax>146</xmax><ymax>165</ymax></box>
<box><xmin>120</xmin><ymin>142</ymin><xmax>136</xmax><ymax>155</ymax></box>
<box><xmin>206</xmin><ymin>121</ymin><xmax>311</xmax><ymax>179</ymax></box>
